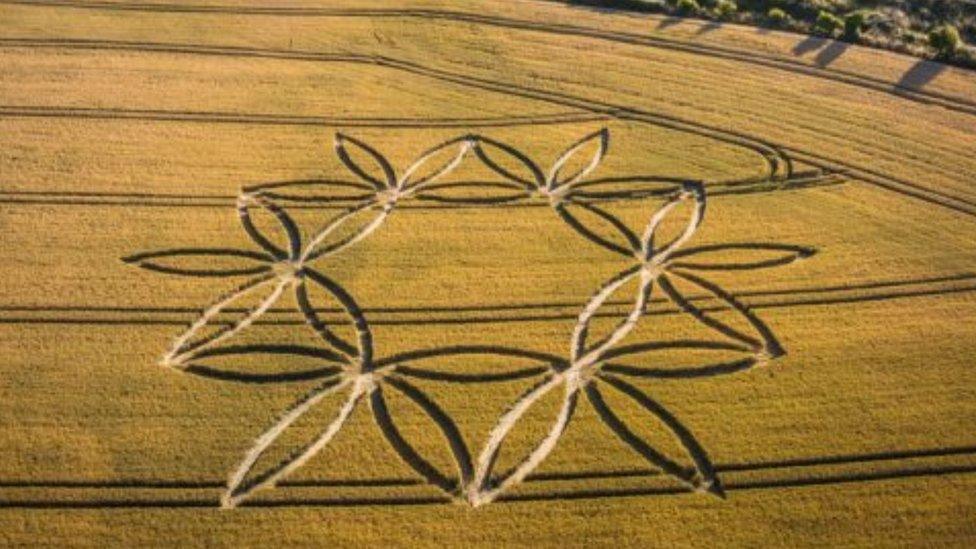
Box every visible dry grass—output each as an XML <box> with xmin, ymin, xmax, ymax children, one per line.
<box><xmin>1</xmin><ymin>0</ymin><xmax>975</xmax><ymax>546</ymax></box>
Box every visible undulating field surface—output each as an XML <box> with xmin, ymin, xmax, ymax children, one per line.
<box><xmin>2</xmin><ymin>0</ymin><xmax>976</xmax><ymax>546</ymax></box>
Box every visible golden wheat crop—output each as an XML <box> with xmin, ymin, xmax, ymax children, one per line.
<box><xmin>1</xmin><ymin>0</ymin><xmax>975</xmax><ymax>546</ymax></box>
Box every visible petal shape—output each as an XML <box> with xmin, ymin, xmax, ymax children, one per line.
<box><xmin>296</xmin><ymin>268</ymin><xmax>373</xmax><ymax>366</ymax></box>
<box><xmin>244</xmin><ymin>179</ymin><xmax>376</xmax><ymax>204</ymax></box>
<box><xmin>546</xmin><ymin>127</ymin><xmax>609</xmax><ymax>191</ymax></box>
<box><xmin>601</xmin><ymin>340</ymin><xmax>759</xmax><ymax>379</ymax></box>
<box><xmin>667</xmin><ymin>243</ymin><xmax>816</xmax><ymax>271</ymax></box>
<box><xmin>334</xmin><ymin>133</ymin><xmax>396</xmax><ymax>191</ymax></box>
<box><xmin>300</xmin><ymin>201</ymin><xmax>390</xmax><ymax>263</ymax></box>
<box><xmin>398</xmin><ymin>135</ymin><xmax>475</xmax><ymax>192</ymax></box>
<box><xmin>566</xmin><ymin>176</ymin><xmax>681</xmax><ymax>202</ymax></box>
<box><xmin>553</xmin><ymin>200</ymin><xmax>641</xmax><ymax>258</ymax></box>
<box><xmin>658</xmin><ymin>270</ymin><xmax>784</xmax><ymax>358</ymax></box>
<box><xmin>587</xmin><ymin>374</ymin><xmax>724</xmax><ymax>497</ymax></box>
<box><xmin>469</xmin><ymin>375</ymin><xmax>578</xmax><ymax>506</ymax></box>
<box><xmin>414</xmin><ymin>181</ymin><xmax>530</xmax><ymax>206</ymax></box>
<box><xmin>641</xmin><ymin>181</ymin><xmax>706</xmax><ymax>263</ymax></box>
<box><xmin>380</xmin><ymin>345</ymin><xmax>560</xmax><ymax>383</ymax></box>
<box><xmin>370</xmin><ymin>375</ymin><xmax>473</xmax><ymax>497</ymax></box>
<box><xmin>571</xmin><ymin>266</ymin><xmax>654</xmax><ymax>366</ymax></box>
<box><xmin>237</xmin><ymin>192</ymin><xmax>302</xmax><ymax>261</ymax></box>
<box><xmin>162</xmin><ymin>274</ymin><xmax>291</xmax><ymax>368</ymax></box>
<box><xmin>182</xmin><ymin>344</ymin><xmax>345</xmax><ymax>384</ymax></box>
<box><xmin>122</xmin><ymin>248</ymin><xmax>272</xmax><ymax>277</ymax></box>
<box><xmin>472</xmin><ymin>135</ymin><xmax>544</xmax><ymax>191</ymax></box>
<box><xmin>222</xmin><ymin>376</ymin><xmax>362</xmax><ymax>508</ymax></box>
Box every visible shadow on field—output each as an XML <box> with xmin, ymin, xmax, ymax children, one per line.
<box><xmin>896</xmin><ymin>59</ymin><xmax>947</xmax><ymax>91</ymax></box>
<box><xmin>792</xmin><ymin>36</ymin><xmax>850</xmax><ymax>67</ymax></box>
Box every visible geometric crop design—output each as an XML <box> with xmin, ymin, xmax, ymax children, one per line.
<box><xmin>123</xmin><ymin>129</ymin><xmax>816</xmax><ymax>508</ymax></box>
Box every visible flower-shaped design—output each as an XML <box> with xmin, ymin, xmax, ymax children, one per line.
<box><xmin>124</xmin><ymin>129</ymin><xmax>815</xmax><ymax>508</ymax></box>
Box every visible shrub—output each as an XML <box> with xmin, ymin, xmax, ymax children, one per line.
<box><xmin>843</xmin><ymin>10</ymin><xmax>867</xmax><ymax>41</ymax></box>
<box><xmin>813</xmin><ymin>10</ymin><xmax>843</xmax><ymax>37</ymax></box>
<box><xmin>715</xmin><ymin>0</ymin><xmax>737</xmax><ymax>20</ymax></box>
<box><xmin>676</xmin><ymin>0</ymin><xmax>700</xmax><ymax>15</ymax></box>
<box><xmin>767</xmin><ymin>7</ymin><xmax>788</xmax><ymax>26</ymax></box>
<box><xmin>929</xmin><ymin>25</ymin><xmax>962</xmax><ymax>58</ymax></box>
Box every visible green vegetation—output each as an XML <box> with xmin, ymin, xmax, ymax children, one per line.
<box><xmin>814</xmin><ymin>10</ymin><xmax>844</xmax><ymax>37</ymax></box>
<box><xmin>843</xmin><ymin>10</ymin><xmax>868</xmax><ymax>41</ymax></box>
<box><xmin>715</xmin><ymin>0</ymin><xmax>738</xmax><ymax>20</ymax></box>
<box><xmin>560</xmin><ymin>0</ymin><xmax>976</xmax><ymax>68</ymax></box>
<box><xmin>767</xmin><ymin>7</ymin><xmax>789</xmax><ymax>26</ymax></box>
<box><xmin>929</xmin><ymin>24</ymin><xmax>962</xmax><ymax>58</ymax></box>
<box><xmin>675</xmin><ymin>0</ymin><xmax>701</xmax><ymax>15</ymax></box>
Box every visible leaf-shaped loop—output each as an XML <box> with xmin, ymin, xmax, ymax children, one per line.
<box><xmin>222</xmin><ymin>377</ymin><xmax>361</xmax><ymax>508</ymax></box>
<box><xmin>237</xmin><ymin>192</ymin><xmax>302</xmax><ymax>261</ymax></box>
<box><xmin>472</xmin><ymin>135</ymin><xmax>544</xmax><ymax>191</ymax></box>
<box><xmin>297</xmin><ymin>268</ymin><xmax>373</xmax><ymax>366</ymax></box>
<box><xmin>182</xmin><ymin>344</ymin><xmax>345</xmax><ymax>384</ymax></box>
<box><xmin>469</xmin><ymin>375</ymin><xmax>577</xmax><ymax>507</ymax></box>
<box><xmin>659</xmin><ymin>270</ymin><xmax>784</xmax><ymax>358</ymax></box>
<box><xmin>571</xmin><ymin>266</ymin><xmax>654</xmax><ymax>366</ymax></box>
<box><xmin>162</xmin><ymin>274</ymin><xmax>291</xmax><ymax>368</ymax></box>
<box><xmin>370</xmin><ymin>376</ymin><xmax>473</xmax><ymax>496</ymax></box>
<box><xmin>334</xmin><ymin>132</ymin><xmax>396</xmax><ymax>191</ymax></box>
<box><xmin>566</xmin><ymin>176</ymin><xmax>681</xmax><ymax>202</ymax></box>
<box><xmin>122</xmin><ymin>248</ymin><xmax>273</xmax><ymax>277</ymax></box>
<box><xmin>414</xmin><ymin>181</ymin><xmax>531</xmax><ymax>205</ymax></box>
<box><xmin>642</xmin><ymin>181</ymin><xmax>706</xmax><ymax>263</ymax></box>
<box><xmin>601</xmin><ymin>340</ymin><xmax>758</xmax><ymax>380</ymax></box>
<box><xmin>301</xmin><ymin>201</ymin><xmax>389</xmax><ymax>264</ymax></box>
<box><xmin>244</xmin><ymin>179</ymin><xmax>377</xmax><ymax>204</ymax></box>
<box><xmin>587</xmin><ymin>375</ymin><xmax>724</xmax><ymax>497</ymax></box>
<box><xmin>380</xmin><ymin>345</ymin><xmax>560</xmax><ymax>383</ymax></box>
<box><xmin>398</xmin><ymin>135</ymin><xmax>475</xmax><ymax>192</ymax></box>
<box><xmin>547</xmin><ymin>127</ymin><xmax>609</xmax><ymax>191</ymax></box>
<box><xmin>667</xmin><ymin>243</ymin><xmax>816</xmax><ymax>271</ymax></box>
<box><xmin>554</xmin><ymin>201</ymin><xmax>641</xmax><ymax>258</ymax></box>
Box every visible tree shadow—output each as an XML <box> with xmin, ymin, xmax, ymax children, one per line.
<box><xmin>813</xmin><ymin>41</ymin><xmax>848</xmax><ymax>67</ymax></box>
<box><xmin>657</xmin><ymin>16</ymin><xmax>684</xmax><ymax>31</ymax></box>
<box><xmin>695</xmin><ymin>21</ymin><xmax>722</xmax><ymax>36</ymax></box>
<box><xmin>896</xmin><ymin>59</ymin><xmax>947</xmax><ymax>91</ymax></box>
<box><xmin>792</xmin><ymin>35</ymin><xmax>828</xmax><ymax>56</ymax></box>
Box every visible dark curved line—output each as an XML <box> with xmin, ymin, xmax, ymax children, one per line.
<box><xmin>600</xmin><ymin>339</ymin><xmax>752</xmax><ymax>361</ymax></box>
<box><xmin>571</xmin><ymin>200</ymin><xmax>641</xmax><ymax>252</ymax></box>
<box><xmin>9</xmin><ymin>38</ymin><xmax>972</xmax><ymax>214</ymax></box>
<box><xmin>293</xmin><ymin>275</ymin><xmax>360</xmax><ymax>360</ymax></box>
<box><xmin>554</xmin><ymin>203</ymin><xmax>634</xmax><ymax>258</ymax></box>
<box><xmin>596</xmin><ymin>374</ymin><xmax>724</xmax><ymax>496</ymax></box>
<box><xmin>395</xmin><ymin>364</ymin><xmax>549</xmax><ymax>383</ymax></box>
<box><xmin>6</xmin><ymin>1</ymin><xmax>975</xmax><ymax>116</ymax></box>
<box><xmin>385</xmin><ymin>375</ymin><xmax>474</xmax><ymax>485</ymax></box>
<box><xmin>334</xmin><ymin>132</ymin><xmax>395</xmax><ymax>191</ymax></box>
<box><xmin>191</xmin><ymin>343</ymin><xmax>347</xmax><ymax>364</ymax></box>
<box><xmin>3</xmin><ymin>464</ymin><xmax>973</xmax><ymax>507</ymax></box>
<box><xmin>668</xmin><ymin>269</ymin><xmax>785</xmax><ymax>357</ymax></box>
<box><xmin>122</xmin><ymin>247</ymin><xmax>274</xmax><ymax>277</ymax></box>
<box><xmin>656</xmin><ymin>273</ymin><xmax>760</xmax><ymax>348</ymax></box>
<box><xmin>237</xmin><ymin>198</ymin><xmax>298</xmax><ymax>261</ymax></box>
<box><xmin>0</xmin><ymin>105</ymin><xmax>610</xmax><ymax>128</ymax></box>
<box><xmin>668</xmin><ymin>242</ymin><xmax>817</xmax><ymax>271</ymax></box>
<box><xmin>602</xmin><ymin>357</ymin><xmax>757</xmax><ymax>379</ymax></box>
<box><xmin>375</xmin><ymin>345</ymin><xmax>566</xmax><ymax>370</ymax></box>
<box><xmin>369</xmin><ymin>387</ymin><xmax>456</xmax><ymax>495</ymax></box>
<box><xmin>183</xmin><ymin>364</ymin><xmax>340</xmax><ymax>384</ymax></box>
<box><xmin>9</xmin><ymin>283</ymin><xmax>976</xmax><ymax>326</ymax></box>
<box><xmin>472</xmin><ymin>137</ymin><xmax>544</xmax><ymax>190</ymax></box>
<box><xmin>584</xmin><ymin>382</ymin><xmax>699</xmax><ymax>487</ymax></box>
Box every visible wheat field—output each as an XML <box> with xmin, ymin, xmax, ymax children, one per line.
<box><xmin>1</xmin><ymin>0</ymin><xmax>976</xmax><ymax>546</ymax></box>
